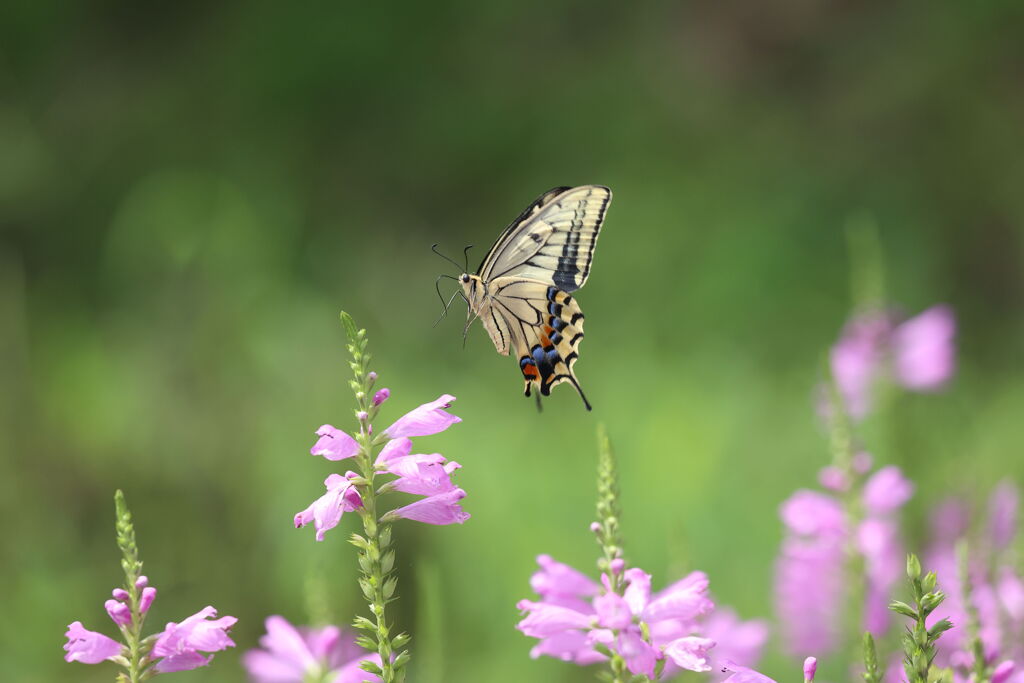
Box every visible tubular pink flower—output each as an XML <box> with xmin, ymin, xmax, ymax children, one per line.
<box><xmin>664</xmin><ymin>636</ymin><xmax>716</xmax><ymax>672</ymax></box>
<box><xmin>775</xmin><ymin>532</ymin><xmax>845</xmax><ymax>655</ymax></box>
<box><xmin>374</xmin><ymin>437</ymin><xmax>413</xmax><ymax>466</ymax></box>
<box><xmin>619</xmin><ymin>629</ymin><xmax>658</xmax><ymax>677</ymax></box>
<box><xmin>700</xmin><ymin>608</ymin><xmax>769</xmax><ymax>678</ymax></box>
<box><xmin>104</xmin><ymin>599</ymin><xmax>131</xmax><ymax>626</ymax></box>
<box><xmin>623</xmin><ymin>568</ymin><xmax>652</xmax><ymax>616</ymax></box>
<box><xmin>516</xmin><ymin>600</ymin><xmax>593</xmax><ymax>638</ymax></box>
<box><xmin>152</xmin><ymin>606</ymin><xmax>237</xmax><ymax>672</ymax></box>
<box><xmin>294</xmin><ymin>473</ymin><xmax>363</xmax><ymax>541</ymax></box>
<box><xmin>594</xmin><ymin>591</ymin><xmax>632</xmax><ymax>629</ymax></box>
<box><xmin>780</xmin><ymin>491</ymin><xmax>846</xmax><ymax>537</ymax></box>
<box><xmin>722</xmin><ymin>662</ymin><xmax>779</xmax><ymax>683</ymax></box>
<box><xmin>310</xmin><ymin>425</ymin><xmax>360</xmax><ymax>461</ymax></box>
<box><xmin>642</xmin><ymin>574</ymin><xmax>714</xmax><ymax>624</ymax></box>
<box><xmin>892</xmin><ymin>304</ymin><xmax>955</xmax><ymax>390</ymax></box>
<box><xmin>530</xmin><ymin>629</ymin><xmax>603</xmax><ymax>664</ymax></box>
<box><xmin>863</xmin><ymin>466</ymin><xmax>915</xmax><ymax>515</ymax></box>
<box><xmin>390</xmin><ymin>461</ymin><xmax>459</xmax><ymax>496</ymax></box>
<box><xmin>382</xmin><ymin>394</ymin><xmax>461</xmax><ymax>438</ymax></box>
<box><xmin>63</xmin><ymin>621</ymin><xmax>122</xmax><ymax>664</ymax></box>
<box><xmin>803</xmin><ymin>656</ymin><xmax>818</xmax><ymax>682</ymax></box>
<box><xmin>992</xmin><ymin>660</ymin><xmax>1016</xmax><ymax>683</ymax></box>
<box><xmin>242</xmin><ymin>616</ymin><xmax>382</xmax><ymax>683</ymax></box>
<box><xmin>531</xmin><ymin>555</ymin><xmax>600</xmax><ymax>602</ymax></box>
<box><xmin>383</xmin><ymin>487</ymin><xmax>469</xmax><ymax>525</ymax></box>
<box><xmin>140</xmin><ymin>586</ymin><xmax>157</xmax><ymax>614</ymax></box>
<box><xmin>829</xmin><ymin>311</ymin><xmax>890</xmax><ymax>419</ymax></box>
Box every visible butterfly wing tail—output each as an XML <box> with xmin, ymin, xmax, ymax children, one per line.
<box><xmin>516</xmin><ymin>287</ymin><xmax>592</xmax><ymax>411</ymax></box>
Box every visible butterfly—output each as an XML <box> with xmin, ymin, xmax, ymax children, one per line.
<box><xmin>451</xmin><ymin>185</ymin><xmax>611</xmax><ymax>411</ymax></box>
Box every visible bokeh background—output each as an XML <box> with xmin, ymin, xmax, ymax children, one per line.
<box><xmin>2</xmin><ymin>1</ymin><xmax>1023</xmax><ymax>681</ymax></box>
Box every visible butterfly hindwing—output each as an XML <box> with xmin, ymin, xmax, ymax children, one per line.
<box><xmin>485</xmin><ymin>277</ymin><xmax>590</xmax><ymax>410</ymax></box>
<box><xmin>478</xmin><ymin>185</ymin><xmax>610</xmax><ymax>293</ymax></box>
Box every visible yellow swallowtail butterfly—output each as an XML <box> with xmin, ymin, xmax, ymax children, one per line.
<box><xmin>443</xmin><ymin>185</ymin><xmax>611</xmax><ymax>411</ymax></box>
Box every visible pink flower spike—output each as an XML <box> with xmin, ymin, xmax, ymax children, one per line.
<box><xmin>373</xmin><ymin>388</ymin><xmax>390</xmax><ymax>406</ymax></box>
<box><xmin>862</xmin><ymin>466</ymin><xmax>914</xmax><ymax>515</ymax></box>
<box><xmin>992</xmin><ymin>661</ymin><xmax>1015</xmax><ymax>683</ymax></box>
<box><xmin>140</xmin><ymin>587</ymin><xmax>157</xmax><ymax>614</ymax></box>
<box><xmin>294</xmin><ymin>474</ymin><xmax>364</xmax><ymax>541</ymax></box>
<box><xmin>135</xmin><ymin>575</ymin><xmax>148</xmax><ymax>589</ymax></box>
<box><xmin>384</xmin><ymin>488</ymin><xmax>470</xmax><ymax>525</ymax></box>
<box><xmin>892</xmin><ymin>304</ymin><xmax>955</xmax><ymax>390</ymax></box>
<box><xmin>104</xmin><ymin>599</ymin><xmax>131</xmax><ymax>626</ymax></box>
<box><xmin>310</xmin><ymin>425</ymin><xmax>360</xmax><ymax>461</ymax></box>
<box><xmin>383</xmin><ymin>394</ymin><xmax>461</xmax><ymax>438</ymax></box>
<box><xmin>152</xmin><ymin>606</ymin><xmax>237</xmax><ymax>672</ymax></box>
<box><xmin>665</xmin><ymin>636</ymin><xmax>716</xmax><ymax>672</ymax></box>
<box><xmin>63</xmin><ymin>621</ymin><xmax>122</xmax><ymax>664</ymax></box>
<box><xmin>111</xmin><ymin>588</ymin><xmax>129</xmax><ymax>601</ymax></box>
<box><xmin>804</xmin><ymin>656</ymin><xmax>818</xmax><ymax>682</ymax></box>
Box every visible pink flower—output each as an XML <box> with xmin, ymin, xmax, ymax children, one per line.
<box><xmin>863</xmin><ymin>466</ymin><xmax>915</xmax><ymax>515</ymax></box>
<box><xmin>63</xmin><ymin>621</ymin><xmax>122</xmax><ymax>664</ymax></box>
<box><xmin>530</xmin><ymin>554</ymin><xmax>599</xmax><ymax>610</ymax></box>
<box><xmin>891</xmin><ymin>305</ymin><xmax>956</xmax><ymax>390</ymax></box>
<box><xmin>294</xmin><ymin>473</ymin><xmax>364</xmax><ymax>541</ymax></box>
<box><xmin>780</xmin><ymin>491</ymin><xmax>846</xmax><ymax>537</ymax></box>
<box><xmin>310</xmin><ymin>425</ymin><xmax>360</xmax><ymax>461</ymax></box>
<box><xmin>383</xmin><ymin>488</ymin><xmax>470</xmax><ymax>525</ymax></box>
<box><xmin>803</xmin><ymin>656</ymin><xmax>818</xmax><ymax>682</ymax></box>
<box><xmin>152</xmin><ymin>606</ymin><xmax>237</xmax><ymax>672</ymax></box>
<box><xmin>702</xmin><ymin>608</ymin><xmax>770</xmax><ymax>678</ymax></box>
<box><xmin>242</xmin><ymin>615</ymin><xmax>383</xmax><ymax>683</ymax></box>
<box><xmin>105</xmin><ymin>598</ymin><xmax>131</xmax><ymax>626</ymax></box>
<box><xmin>383</xmin><ymin>394</ymin><xmax>461</xmax><ymax>438</ymax></box>
<box><xmin>721</xmin><ymin>662</ymin><xmax>780</xmax><ymax>683</ymax></box>
<box><xmin>664</xmin><ymin>636</ymin><xmax>716</xmax><ymax>672</ymax></box>
<box><xmin>827</xmin><ymin>305</ymin><xmax>956</xmax><ymax>420</ymax></box>
<box><xmin>992</xmin><ymin>661</ymin><xmax>1016</xmax><ymax>683</ymax></box>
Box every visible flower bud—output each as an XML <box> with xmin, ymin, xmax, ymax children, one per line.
<box><xmin>992</xmin><ymin>661</ymin><xmax>1015</xmax><ymax>683</ymax></box>
<box><xmin>803</xmin><ymin>656</ymin><xmax>818</xmax><ymax>682</ymax></box>
<box><xmin>852</xmin><ymin>451</ymin><xmax>874</xmax><ymax>474</ymax></box>
<box><xmin>111</xmin><ymin>588</ymin><xmax>129</xmax><ymax>601</ymax></box>
<box><xmin>907</xmin><ymin>553</ymin><xmax>922</xmax><ymax>579</ymax></box>
<box><xmin>104</xmin><ymin>599</ymin><xmax>131</xmax><ymax>626</ymax></box>
<box><xmin>135</xmin><ymin>576</ymin><xmax>148</xmax><ymax>589</ymax></box>
<box><xmin>610</xmin><ymin>558</ymin><xmax>625</xmax><ymax>575</ymax></box>
<box><xmin>368</xmin><ymin>371</ymin><xmax>378</xmax><ymax>382</ymax></box>
<box><xmin>590</xmin><ymin>522</ymin><xmax>602</xmax><ymax>534</ymax></box>
<box><xmin>139</xmin><ymin>586</ymin><xmax>157</xmax><ymax>614</ymax></box>
<box><xmin>356</xmin><ymin>411</ymin><xmax>368</xmax><ymax>422</ymax></box>
<box><xmin>373</xmin><ymin>388</ymin><xmax>391</xmax><ymax>406</ymax></box>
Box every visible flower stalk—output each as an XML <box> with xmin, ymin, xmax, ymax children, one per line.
<box><xmin>114</xmin><ymin>489</ymin><xmax>150</xmax><ymax>682</ymax></box>
<box><xmin>890</xmin><ymin>554</ymin><xmax>954</xmax><ymax>683</ymax></box>
<box><xmin>340</xmin><ymin>311</ymin><xmax>409</xmax><ymax>683</ymax></box>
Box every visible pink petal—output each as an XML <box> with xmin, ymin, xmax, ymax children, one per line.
<box><xmin>333</xmin><ymin>653</ymin><xmax>383</xmax><ymax>683</ymax></box>
<box><xmin>721</xmin><ymin>662</ymin><xmax>778</xmax><ymax>683</ymax></box>
<box><xmin>619</xmin><ymin>629</ymin><xmax>658</xmax><ymax>678</ymax></box>
<box><xmin>258</xmin><ymin>616</ymin><xmax>317</xmax><ymax>672</ymax></box>
<box><xmin>531</xmin><ymin>555</ymin><xmax>599</xmax><ymax>599</ymax></box>
<box><xmin>391</xmin><ymin>462</ymin><xmax>457</xmax><ymax>496</ymax></box>
<box><xmin>516</xmin><ymin>600</ymin><xmax>593</xmax><ymax>637</ymax></box>
<box><xmin>63</xmin><ymin>621</ymin><xmax>122</xmax><ymax>664</ymax></box>
<box><xmin>385</xmin><ymin>488</ymin><xmax>469</xmax><ymax>525</ymax></box>
<box><xmin>780</xmin><ymin>491</ymin><xmax>846</xmax><ymax>536</ymax></box>
<box><xmin>644</xmin><ymin>574</ymin><xmax>713</xmax><ymax>624</ymax></box>
<box><xmin>383</xmin><ymin>394</ymin><xmax>461</xmax><ymax>438</ymax></box>
<box><xmin>594</xmin><ymin>591</ymin><xmax>632</xmax><ymax>630</ymax></box>
<box><xmin>104</xmin><ymin>599</ymin><xmax>131</xmax><ymax>626</ymax></box>
<box><xmin>664</xmin><ymin>636</ymin><xmax>716</xmax><ymax>672</ymax></box>
<box><xmin>531</xmin><ymin>630</ymin><xmax>604</xmax><ymax>664</ymax></box>
<box><xmin>623</xmin><ymin>568</ymin><xmax>652</xmax><ymax>616</ymax></box>
<box><xmin>154</xmin><ymin>651</ymin><xmax>213</xmax><ymax>672</ymax></box>
<box><xmin>294</xmin><ymin>475</ymin><xmax>363</xmax><ymax>541</ymax></box>
<box><xmin>152</xmin><ymin>606</ymin><xmax>237</xmax><ymax>669</ymax></box>
<box><xmin>892</xmin><ymin>304</ymin><xmax>955</xmax><ymax>390</ymax></box>
<box><xmin>374</xmin><ymin>438</ymin><xmax>412</xmax><ymax>467</ymax></box>
<box><xmin>310</xmin><ymin>425</ymin><xmax>360</xmax><ymax>461</ymax></box>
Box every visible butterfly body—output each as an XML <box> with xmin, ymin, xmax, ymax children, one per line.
<box><xmin>457</xmin><ymin>185</ymin><xmax>610</xmax><ymax>411</ymax></box>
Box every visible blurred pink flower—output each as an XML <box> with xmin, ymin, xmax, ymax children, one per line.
<box><xmin>988</xmin><ymin>480</ymin><xmax>1019</xmax><ymax>552</ymax></box>
<box><xmin>310</xmin><ymin>425</ymin><xmax>360</xmax><ymax>461</ymax></box>
<box><xmin>294</xmin><ymin>473</ymin><xmax>364</xmax><ymax>541</ymax></box>
<box><xmin>242</xmin><ymin>615</ymin><xmax>382</xmax><ymax>683</ymax></box>
<box><xmin>862</xmin><ymin>466</ymin><xmax>915</xmax><ymax>515</ymax></box>
<box><xmin>383</xmin><ymin>394</ymin><xmax>460</xmax><ymax>438</ymax></box>
<box><xmin>63</xmin><ymin>622</ymin><xmax>122</xmax><ymax>664</ymax></box>
<box><xmin>151</xmin><ymin>606</ymin><xmax>237</xmax><ymax>673</ymax></box>
<box><xmin>891</xmin><ymin>305</ymin><xmax>956</xmax><ymax>390</ymax></box>
<box><xmin>827</xmin><ymin>305</ymin><xmax>956</xmax><ymax>420</ymax></box>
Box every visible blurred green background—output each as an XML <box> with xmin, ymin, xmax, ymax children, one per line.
<box><xmin>2</xmin><ymin>1</ymin><xmax>1023</xmax><ymax>681</ymax></box>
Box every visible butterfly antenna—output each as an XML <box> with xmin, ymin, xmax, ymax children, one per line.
<box><xmin>431</xmin><ymin>243</ymin><xmax>464</xmax><ymax>272</ymax></box>
<box><xmin>433</xmin><ymin>274</ymin><xmax>462</xmax><ymax>327</ymax></box>
<box><xmin>462</xmin><ymin>244</ymin><xmax>474</xmax><ymax>272</ymax></box>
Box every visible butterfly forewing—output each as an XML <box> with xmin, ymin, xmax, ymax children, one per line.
<box><xmin>478</xmin><ymin>185</ymin><xmax>610</xmax><ymax>293</ymax></box>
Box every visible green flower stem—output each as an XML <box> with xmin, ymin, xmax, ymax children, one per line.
<box><xmin>890</xmin><ymin>554</ymin><xmax>953</xmax><ymax>683</ymax></box>
<box><xmin>114</xmin><ymin>490</ymin><xmax>151</xmax><ymax>682</ymax></box>
<box><xmin>595</xmin><ymin>424</ymin><xmax>624</xmax><ymax>593</ymax></box>
<box><xmin>957</xmin><ymin>540</ymin><xmax>988</xmax><ymax>683</ymax></box>
<box><xmin>340</xmin><ymin>313</ymin><xmax>407</xmax><ymax>683</ymax></box>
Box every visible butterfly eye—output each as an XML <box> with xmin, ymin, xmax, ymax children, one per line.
<box><xmin>461</xmin><ymin>274</ymin><xmax>470</xmax><ymax>283</ymax></box>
